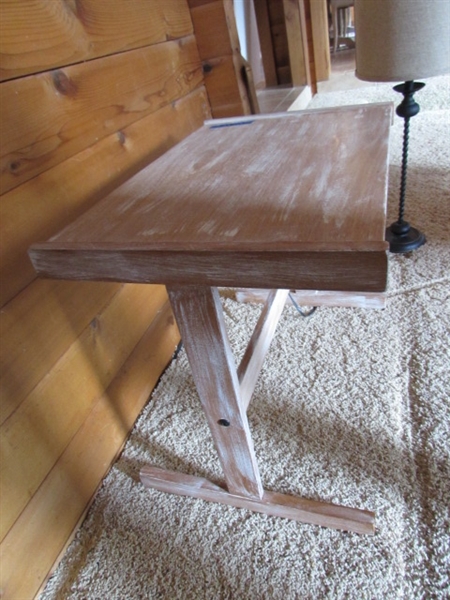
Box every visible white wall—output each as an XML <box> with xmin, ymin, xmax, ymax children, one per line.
<box><xmin>233</xmin><ymin>0</ymin><xmax>265</xmax><ymax>88</ymax></box>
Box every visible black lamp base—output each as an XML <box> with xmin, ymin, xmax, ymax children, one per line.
<box><xmin>385</xmin><ymin>220</ymin><xmax>426</xmax><ymax>253</ymax></box>
<box><xmin>387</xmin><ymin>81</ymin><xmax>427</xmax><ymax>254</ymax></box>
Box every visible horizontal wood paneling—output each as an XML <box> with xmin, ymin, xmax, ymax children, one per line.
<box><xmin>0</xmin><ymin>283</ymin><xmax>168</xmax><ymax>543</ymax></box>
<box><xmin>203</xmin><ymin>56</ymin><xmax>248</xmax><ymax>118</ymax></box>
<box><xmin>0</xmin><ymin>35</ymin><xmax>203</xmax><ymax>194</ymax></box>
<box><xmin>188</xmin><ymin>0</ymin><xmax>215</xmax><ymax>7</ymax></box>
<box><xmin>0</xmin><ymin>279</ymin><xmax>119</xmax><ymax>425</ymax></box>
<box><xmin>0</xmin><ymin>0</ymin><xmax>193</xmax><ymax>81</ymax></box>
<box><xmin>0</xmin><ymin>301</ymin><xmax>180</xmax><ymax>600</ymax></box>
<box><xmin>189</xmin><ymin>0</ymin><xmax>250</xmax><ymax>118</ymax></box>
<box><xmin>0</xmin><ymin>1</ymin><xmax>212</xmax><ymax>598</ymax></box>
<box><xmin>0</xmin><ymin>87</ymin><xmax>210</xmax><ymax>307</ymax></box>
<box><xmin>190</xmin><ymin>0</ymin><xmax>234</xmax><ymax>59</ymax></box>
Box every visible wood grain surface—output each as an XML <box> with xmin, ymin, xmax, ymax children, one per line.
<box><xmin>168</xmin><ymin>285</ymin><xmax>263</xmax><ymax>499</ymax></box>
<box><xmin>140</xmin><ymin>466</ymin><xmax>376</xmax><ymax>534</ymax></box>
<box><xmin>0</xmin><ymin>36</ymin><xmax>202</xmax><ymax>193</ymax></box>
<box><xmin>189</xmin><ymin>0</ymin><xmax>251</xmax><ymax>118</ymax></box>
<box><xmin>235</xmin><ymin>288</ymin><xmax>387</xmax><ymax>309</ymax></box>
<box><xmin>309</xmin><ymin>0</ymin><xmax>331</xmax><ymax>82</ymax></box>
<box><xmin>30</xmin><ymin>104</ymin><xmax>392</xmax><ymax>292</ymax></box>
<box><xmin>0</xmin><ymin>279</ymin><xmax>119</xmax><ymax>425</ymax></box>
<box><xmin>0</xmin><ymin>284</ymin><xmax>168</xmax><ymax>543</ymax></box>
<box><xmin>1</xmin><ymin>88</ymin><xmax>210</xmax><ymax>306</ymax></box>
<box><xmin>0</xmin><ymin>0</ymin><xmax>193</xmax><ymax>81</ymax></box>
<box><xmin>268</xmin><ymin>0</ymin><xmax>291</xmax><ymax>84</ymax></box>
<box><xmin>254</xmin><ymin>0</ymin><xmax>278</xmax><ymax>86</ymax></box>
<box><xmin>238</xmin><ymin>289</ymin><xmax>289</xmax><ymax>410</ymax></box>
<box><xmin>283</xmin><ymin>0</ymin><xmax>309</xmax><ymax>86</ymax></box>
<box><xmin>189</xmin><ymin>0</ymin><xmax>235</xmax><ymax>59</ymax></box>
<box><xmin>0</xmin><ymin>301</ymin><xmax>180</xmax><ymax>600</ymax></box>
<box><xmin>202</xmin><ymin>55</ymin><xmax>250</xmax><ymax>118</ymax></box>
<box><xmin>0</xmin><ymin>2</ymin><xmax>209</xmax><ymax>598</ymax></box>
<box><xmin>28</xmin><ymin>247</ymin><xmax>388</xmax><ymax>292</ymax></box>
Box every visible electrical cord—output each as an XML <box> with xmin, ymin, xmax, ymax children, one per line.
<box><xmin>172</xmin><ymin>340</ymin><xmax>184</xmax><ymax>359</ymax></box>
<box><xmin>288</xmin><ymin>292</ymin><xmax>317</xmax><ymax>318</ymax></box>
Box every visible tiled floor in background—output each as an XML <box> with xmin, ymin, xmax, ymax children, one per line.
<box><xmin>256</xmin><ymin>85</ymin><xmax>308</xmax><ymax>113</ymax></box>
<box><xmin>256</xmin><ymin>49</ymin><xmax>374</xmax><ymax>113</ymax></box>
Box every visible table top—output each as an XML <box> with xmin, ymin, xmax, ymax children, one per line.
<box><xmin>30</xmin><ymin>103</ymin><xmax>392</xmax><ymax>292</ymax></box>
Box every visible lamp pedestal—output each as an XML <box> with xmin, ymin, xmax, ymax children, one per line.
<box><xmin>385</xmin><ymin>80</ymin><xmax>426</xmax><ymax>253</ymax></box>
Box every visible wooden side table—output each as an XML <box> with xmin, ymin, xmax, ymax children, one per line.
<box><xmin>30</xmin><ymin>103</ymin><xmax>393</xmax><ymax>534</ymax></box>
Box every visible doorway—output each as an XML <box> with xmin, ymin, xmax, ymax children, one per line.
<box><xmin>233</xmin><ymin>0</ymin><xmax>313</xmax><ymax>112</ymax></box>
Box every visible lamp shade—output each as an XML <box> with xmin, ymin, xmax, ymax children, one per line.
<box><xmin>355</xmin><ymin>0</ymin><xmax>450</xmax><ymax>82</ymax></box>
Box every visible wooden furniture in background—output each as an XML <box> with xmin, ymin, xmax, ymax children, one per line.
<box><xmin>330</xmin><ymin>0</ymin><xmax>355</xmax><ymax>53</ymax></box>
<box><xmin>308</xmin><ymin>0</ymin><xmax>331</xmax><ymax>82</ymax></box>
<box><xmin>30</xmin><ymin>103</ymin><xmax>392</xmax><ymax>535</ymax></box>
<box><xmin>253</xmin><ymin>0</ymin><xmax>330</xmax><ymax>88</ymax></box>
<box><xmin>283</xmin><ymin>0</ymin><xmax>311</xmax><ymax>87</ymax></box>
<box><xmin>267</xmin><ymin>0</ymin><xmax>292</xmax><ymax>84</ymax></box>
<box><xmin>236</xmin><ymin>288</ymin><xmax>387</xmax><ymax>310</ymax></box>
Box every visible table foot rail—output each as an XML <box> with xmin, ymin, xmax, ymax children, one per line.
<box><xmin>140</xmin><ymin>466</ymin><xmax>375</xmax><ymax>535</ymax></box>
<box><xmin>235</xmin><ymin>288</ymin><xmax>386</xmax><ymax>310</ymax></box>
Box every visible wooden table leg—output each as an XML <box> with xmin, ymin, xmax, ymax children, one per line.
<box><xmin>166</xmin><ymin>284</ymin><xmax>263</xmax><ymax>499</ymax></box>
<box><xmin>140</xmin><ymin>285</ymin><xmax>376</xmax><ymax>534</ymax></box>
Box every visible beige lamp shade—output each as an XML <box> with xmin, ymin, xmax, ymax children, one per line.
<box><xmin>355</xmin><ymin>0</ymin><xmax>450</xmax><ymax>82</ymax></box>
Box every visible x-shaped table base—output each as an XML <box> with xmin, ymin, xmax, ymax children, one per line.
<box><xmin>140</xmin><ymin>286</ymin><xmax>375</xmax><ymax>535</ymax></box>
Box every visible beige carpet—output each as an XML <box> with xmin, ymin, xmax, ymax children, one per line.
<box><xmin>41</xmin><ymin>76</ymin><xmax>450</xmax><ymax>600</ymax></box>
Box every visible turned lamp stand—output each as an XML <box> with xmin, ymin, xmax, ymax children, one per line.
<box><xmin>354</xmin><ymin>0</ymin><xmax>450</xmax><ymax>253</ymax></box>
<box><xmin>385</xmin><ymin>80</ymin><xmax>427</xmax><ymax>253</ymax></box>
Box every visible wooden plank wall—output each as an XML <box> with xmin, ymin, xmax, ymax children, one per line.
<box><xmin>283</xmin><ymin>0</ymin><xmax>310</xmax><ymax>87</ymax></box>
<box><xmin>0</xmin><ymin>1</ymin><xmax>219</xmax><ymax>598</ymax></box>
<box><xmin>188</xmin><ymin>0</ymin><xmax>252</xmax><ymax>118</ymax></box>
<box><xmin>309</xmin><ymin>0</ymin><xmax>331</xmax><ymax>83</ymax></box>
<box><xmin>254</xmin><ymin>0</ymin><xmax>325</xmax><ymax>89</ymax></box>
<box><xmin>302</xmin><ymin>0</ymin><xmax>317</xmax><ymax>93</ymax></box>
<box><xmin>253</xmin><ymin>0</ymin><xmax>278</xmax><ymax>87</ymax></box>
<box><xmin>267</xmin><ymin>0</ymin><xmax>292</xmax><ymax>84</ymax></box>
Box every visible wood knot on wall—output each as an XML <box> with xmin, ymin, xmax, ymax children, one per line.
<box><xmin>9</xmin><ymin>160</ymin><xmax>21</xmax><ymax>175</ymax></box>
<box><xmin>52</xmin><ymin>70</ymin><xmax>78</xmax><ymax>96</ymax></box>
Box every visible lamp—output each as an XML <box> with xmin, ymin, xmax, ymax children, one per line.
<box><xmin>354</xmin><ymin>0</ymin><xmax>450</xmax><ymax>253</ymax></box>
